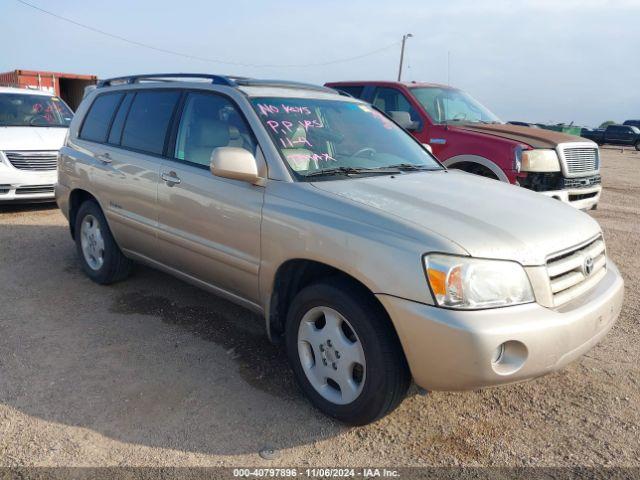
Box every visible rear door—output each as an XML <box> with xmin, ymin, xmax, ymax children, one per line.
<box><xmin>85</xmin><ymin>89</ymin><xmax>181</xmax><ymax>255</ymax></box>
<box><xmin>606</xmin><ymin>126</ymin><xmax>623</xmax><ymax>143</ymax></box>
<box><xmin>75</xmin><ymin>91</ymin><xmax>150</xmax><ymax>251</ymax></box>
<box><xmin>156</xmin><ymin>91</ymin><xmax>264</xmax><ymax>304</ymax></box>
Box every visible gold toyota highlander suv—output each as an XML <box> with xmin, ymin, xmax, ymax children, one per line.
<box><xmin>56</xmin><ymin>74</ymin><xmax>624</xmax><ymax>425</ymax></box>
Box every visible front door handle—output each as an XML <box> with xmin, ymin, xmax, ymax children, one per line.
<box><xmin>161</xmin><ymin>171</ymin><xmax>181</xmax><ymax>186</ymax></box>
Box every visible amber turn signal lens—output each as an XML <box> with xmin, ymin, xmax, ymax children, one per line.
<box><xmin>426</xmin><ymin>268</ymin><xmax>446</xmax><ymax>296</ymax></box>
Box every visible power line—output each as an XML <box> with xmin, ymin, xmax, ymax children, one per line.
<box><xmin>15</xmin><ymin>0</ymin><xmax>401</xmax><ymax>68</ymax></box>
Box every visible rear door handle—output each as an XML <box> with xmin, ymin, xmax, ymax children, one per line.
<box><xmin>161</xmin><ymin>171</ymin><xmax>181</xmax><ymax>186</ymax></box>
<box><xmin>96</xmin><ymin>152</ymin><xmax>112</xmax><ymax>164</ymax></box>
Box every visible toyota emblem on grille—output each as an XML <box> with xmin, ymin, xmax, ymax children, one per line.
<box><xmin>583</xmin><ymin>256</ymin><xmax>594</xmax><ymax>276</ymax></box>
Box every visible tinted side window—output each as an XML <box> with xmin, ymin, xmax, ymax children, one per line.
<box><xmin>80</xmin><ymin>93</ymin><xmax>124</xmax><ymax>142</ymax></box>
<box><xmin>107</xmin><ymin>93</ymin><xmax>134</xmax><ymax>145</ymax></box>
<box><xmin>121</xmin><ymin>91</ymin><xmax>181</xmax><ymax>155</ymax></box>
<box><xmin>334</xmin><ymin>85</ymin><xmax>364</xmax><ymax>98</ymax></box>
<box><xmin>372</xmin><ymin>87</ymin><xmax>422</xmax><ymax>129</ymax></box>
<box><xmin>174</xmin><ymin>93</ymin><xmax>256</xmax><ymax>167</ymax></box>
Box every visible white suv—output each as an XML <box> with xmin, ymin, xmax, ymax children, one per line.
<box><xmin>0</xmin><ymin>87</ymin><xmax>73</xmax><ymax>202</ymax></box>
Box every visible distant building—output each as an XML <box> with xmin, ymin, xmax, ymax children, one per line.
<box><xmin>0</xmin><ymin>69</ymin><xmax>97</xmax><ymax>111</ymax></box>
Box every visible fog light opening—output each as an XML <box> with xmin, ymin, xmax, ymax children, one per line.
<box><xmin>491</xmin><ymin>340</ymin><xmax>528</xmax><ymax>376</ymax></box>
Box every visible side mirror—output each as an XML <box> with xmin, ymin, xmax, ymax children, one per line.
<box><xmin>389</xmin><ymin>110</ymin><xmax>419</xmax><ymax>131</ymax></box>
<box><xmin>210</xmin><ymin>147</ymin><xmax>261</xmax><ymax>184</ymax></box>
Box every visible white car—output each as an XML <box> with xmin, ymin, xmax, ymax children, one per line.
<box><xmin>0</xmin><ymin>86</ymin><xmax>73</xmax><ymax>202</ymax></box>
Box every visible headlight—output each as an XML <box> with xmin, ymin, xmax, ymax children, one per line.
<box><xmin>424</xmin><ymin>254</ymin><xmax>534</xmax><ymax>309</ymax></box>
<box><xmin>520</xmin><ymin>149</ymin><xmax>560</xmax><ymax>172</ymax></box>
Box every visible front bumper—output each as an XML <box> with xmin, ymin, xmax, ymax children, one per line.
<box><xmin>539</xmin><ymin>184</ymin><xmax>601</xmax><ymax>210</ymax></box>
<box><xmin>0</xmin><ymin>166</ymin><xmax>57</xmax><ymax>202</ymax></box>
<box><xmin>377</xmin><ymin>260</ymin><xmax>624</xmax><ymax>391</ymax></box>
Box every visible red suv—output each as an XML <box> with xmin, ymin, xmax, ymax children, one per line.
<box><xmin>325</xmin><ymin>81</ymin><xmax>602</xmax><ymax>210</ymax></box>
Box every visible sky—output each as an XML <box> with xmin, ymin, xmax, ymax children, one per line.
<box><xmin>1</xmin><ymin>0</ymin><xmax>639</xmax><ymax>127</ymax></box>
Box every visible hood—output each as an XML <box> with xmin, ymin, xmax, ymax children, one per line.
<box><xmin>312</xmin><ymin>170</ymin><xmax>601</xmax><ymax>266</ymax></box>
<box><xmin>453</xmin><ymin>123</ymin><xmax>587</xmax><ymax>148</ymax></box>
<box><xmin>0</xmin><ymin>126</ymin><xmax>67</xmax><ymax>151</ymax></box>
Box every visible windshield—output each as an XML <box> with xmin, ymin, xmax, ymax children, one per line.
<box><xmin>251</xmin><ymin>97</ymin><xmax>442</xmax><ymax>179</ymax></box>
<box><xmin>0</xmin><ymin>93</ymin><xmax>73</xmax><ymax>127</ymax></box>
<box><xmin>411</xmin><ymin>87</ymin><xmax>501</xmax><ymax>125</ymax></box>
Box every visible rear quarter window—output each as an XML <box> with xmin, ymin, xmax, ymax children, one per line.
<box><xmin>121</xmin><ymin>91</ymin><xmax>181</xmax><ymax>155</ymax></box>
<box><xmin>80</xmin><ymin>93</ymin><xmax>124</xmax><ymax>142</ymax></box>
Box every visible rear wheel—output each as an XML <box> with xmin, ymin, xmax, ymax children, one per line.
<box><xmin>75</xmin><ymin>200</ymin><xmax>132</xmax><ymax>284</ymax></box>
<box><xmin>285</xmin><ymin>279</ymin><xmax>410</xmax><ymax>425</ymax></box>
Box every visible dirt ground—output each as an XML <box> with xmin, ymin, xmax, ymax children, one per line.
<box><xmin>0</xmin><ymin>149</ymin><xmax>638</xmax><ymax>468</ymax></box>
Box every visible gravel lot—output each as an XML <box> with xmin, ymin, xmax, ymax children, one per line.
<box><xmin>0</xmin><ymin>148</ymin><xmax>638</xmax><ymax>468</ymax></box>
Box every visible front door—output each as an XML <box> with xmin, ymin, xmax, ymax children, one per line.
<box><xmin>156</xmin><ymin>91</ymin><xmax>264</xmax><ymax>304</ymax></box>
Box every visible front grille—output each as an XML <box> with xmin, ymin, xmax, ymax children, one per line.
<box><xmin>15</xmin><ymin>185</ymin><xmax>55</xmax><ymax>195</ymax></box>
<box><xmin>546</xmin><ymin>236</ymin><xmax>606</xmax><ymax>306</ymax></box>
<box><xmin>520</xmin><ymin>173</ymin><xmax>601</xmax><ymax>193</ymax></box>
<box><xmin>0</xmin><ymin>184</ymin><xmax>9</xmax><ymax>194</ymax></box>
<box><xmin>560</xmin><ymin>146</ymin><xmax>599</xmax><ymax>176</ymax></box>
<box><xmin>5</xmin><ymin>151</ymin><xmax>58</xmax><ymax>171</ymax></box>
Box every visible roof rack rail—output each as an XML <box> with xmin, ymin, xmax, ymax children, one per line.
<box><xmin>95</xmin><ymin>73</ymin><xmax>336</xmax><ymax>94</ymax></box>
<box><xmin>233</xmin><ymin>78</ymin><xmax>333</xmax><ymax>93</ymax></box>
<box><xmin>96</xmin><ymin>73</ymin><xmax>242</xmax><ymax>88</ymax></box>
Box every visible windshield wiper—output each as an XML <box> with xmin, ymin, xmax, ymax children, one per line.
<box><xmin>304</xmin><ymin>166</ymin><xmax>400</xmax><ymax>178</ymax></box>
<box><xmin>384</xmin><ymin>163</ymin><xmax>438</xmax><ymax>171</ymax></box>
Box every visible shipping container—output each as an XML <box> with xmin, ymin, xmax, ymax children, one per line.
<box><xmin>0</xmin><ymin>69</ymin><xmax>97</xmax><ymax>111</ymax></box>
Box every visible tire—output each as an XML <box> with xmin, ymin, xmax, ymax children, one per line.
<box><xmin>469</xmin><ymin>164</ymin><xmax>499</xmax><ymax>180</ymax></box>
<box><xmin>74</xmin><ymin>200</ymin><xmax>132</xmax><ymax>284</ymax></box>
<box><xmin>635</xmin><ymin>141</ymin><xmax>640</xmax><ymax>151</ymax></box>
<box><xmin>285</xmin><ymin>279</ymin><xmax>411</xmax><ymax>425</ymax></box>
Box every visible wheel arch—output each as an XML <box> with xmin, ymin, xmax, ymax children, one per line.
<box><xmin>266</xmin><ymin>258</ymin><xmax>396</xmax><ymax>345</ymax></box>
<box><xmin>442</xmin><ymin>154</ymin><xmax>509</xmax><ymax>182</ymax></box>
<box><xmin>68</xmin><ymin>188</ymin><xmax>100</xmax><ymax>239</ymax></box>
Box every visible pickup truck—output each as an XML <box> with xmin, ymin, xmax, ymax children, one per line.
<box><xmin>326</xmin><ymin>81</ymin><xmax>602</xmax><ymax>210</ymax></box>
<box><xmin>582</xmin><ymin>124</ymin><xmax>640</xmax><ymax>150</ymax></box>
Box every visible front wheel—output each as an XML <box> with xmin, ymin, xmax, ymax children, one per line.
<box><xmin>635</xmin><ymin>141</ymin><xmax>640</xmax><ymax>151</ymax></box>
<box><xmin>75</xmin><ymin>200</ymin><xmax>132</xmax><ymax>284</ymax></box>
<box><xmin>285</xmin><ymin>279</ymin><xmax>410</xmax><ymax>425</ymax></box>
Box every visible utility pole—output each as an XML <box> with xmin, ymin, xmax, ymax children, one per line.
<box><xmin>397</xmin><ymin>33</ymin><xmax>413</xmax><ymax>81</ymax></box>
